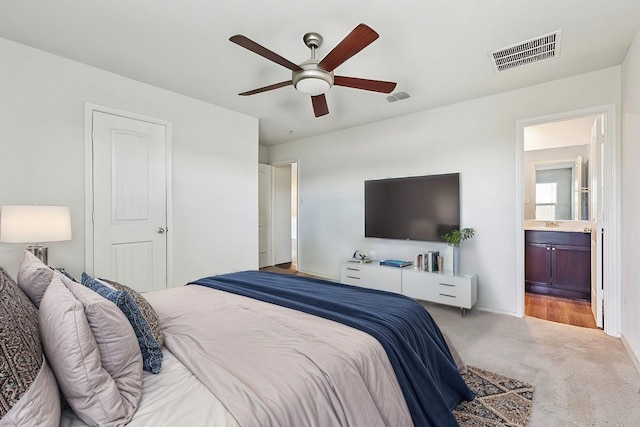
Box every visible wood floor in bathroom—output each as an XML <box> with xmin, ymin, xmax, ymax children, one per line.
<box><xmin>525</xmin><ymin>292</ymin><xmax>597</xmax><ymax>329</ymax></box>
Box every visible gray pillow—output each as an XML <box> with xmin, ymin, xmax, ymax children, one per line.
<box><xmin>0</xmin><ymin>266</ymin><xmax>60</xmax><ymax>426</ymax></box>
<box><xmin>16</xmin><ymin>249</ymin><xmax>54</xmax><ymax>308</ymax></box>
<box><xmin>39</xmin><ymin>272</ymin><xmax>142</xmax><ymax>426</ymax></box>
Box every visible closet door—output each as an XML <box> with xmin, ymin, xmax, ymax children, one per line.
<box><xmin>92</xmin><ymin>111</ymin><xmax>168</xmax><ymax>292</ymax></box>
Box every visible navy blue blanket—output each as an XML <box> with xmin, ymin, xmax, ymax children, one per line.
<box><xmin>190</xmin><ymin>271</ymin><xmax>473</xmax><ymax>427</ymax></box>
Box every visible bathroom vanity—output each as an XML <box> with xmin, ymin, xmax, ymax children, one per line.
<box><xmin>524</xmin><ymin>228</ymin><xmax>591</xmax><ymax>300</ymax></box>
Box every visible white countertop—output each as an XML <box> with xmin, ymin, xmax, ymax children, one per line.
<box><xmin>524</xmin><ymin>220</ymin><xmax>592</xmax><ymax>233</ymax></box>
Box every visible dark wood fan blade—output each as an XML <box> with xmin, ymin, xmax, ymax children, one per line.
<box><xmin>317</xmin><ymin>24</ymin><xmax>379</xmax><ymax>72</ymax></box>
<box><xmin>311</xmin><ymin>94</ymin><xmax>329</xmax><ymax>117</ymax></box>
<box><xmin>230</xmin><ymin>35</ymin><xmax>302</xmax><ymax>72</ymax></box>
<box><xmin>334</xmin><ymin>76</ymin><xmax>397</xmax><ymax>93</ymax></box>
<box><xmin>239</xmin><ymin>81</ymin><xmax>292</xmax><ymax>96</ymax></box>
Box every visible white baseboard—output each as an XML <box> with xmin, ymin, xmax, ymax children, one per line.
<box><xmin>476</xmin><ymin>306</ymin><xmax>520</xmax><ymax>317</ymax></box>
<box><xmin>620</xmin><ymin>334</ymin><xmax>640</xmax><ymax>374</ymax></box>
<box><xmin>298</xmin><ymin>269</ymin><xmax>337</xmax><ymax>281</ymax></box>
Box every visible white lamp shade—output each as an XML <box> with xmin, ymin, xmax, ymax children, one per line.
<box><xmin>0</xmin><ymin>205</ymin><xmax>72</xmax><ymax>243</ymax></box>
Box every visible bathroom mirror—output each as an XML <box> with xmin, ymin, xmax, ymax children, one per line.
<box><xmin>523</xmin><ymin>114</ymin><xmax>602</xmax><ymax>223</ymax></box>
<box><xmin>532</xmin><ymin>157</ymin><xmax>587</xmax><ymax>221</ymax></box>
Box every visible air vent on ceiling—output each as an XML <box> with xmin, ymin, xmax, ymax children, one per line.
<box><xmin>489</xmin><ymin>30</ymin><xmax>562</xmax><ymax>72</ymax></box>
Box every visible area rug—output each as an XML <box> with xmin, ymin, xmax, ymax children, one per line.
<box><xmin>454</xmin><ymin>366</ymin><xmax>534</xmax><ymax>427</ymax></box>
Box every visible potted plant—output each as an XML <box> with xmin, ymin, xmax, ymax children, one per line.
<box><xmin>441</xmin><ymin>227</ymin><xmax>475</xmax><ymax>246</ymax></box>
<box><xmin>441</xmin><ymin>228</ymin><xmax>475</xmax><ymax>275</ymax></box>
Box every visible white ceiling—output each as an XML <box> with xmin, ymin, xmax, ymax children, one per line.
<box><xmin>1</xmin><ymin>1</ymin><xmax>639</xmax><ymax>146</ymax></box>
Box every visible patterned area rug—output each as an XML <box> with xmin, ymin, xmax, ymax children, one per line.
<box><xmin>454</xmin><ymin>366</ymin><xmax>534</xmax><ymax>427</ymax></box>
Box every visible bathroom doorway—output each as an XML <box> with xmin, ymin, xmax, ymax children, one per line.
<box><xmin>523</xmin><ymin>114</ymin><xmax>603</xmax><ymax>328</ymax></box>
<box><xmin>516</xmin><ymin>105</ymin><xmax>620</xmax><ymax>336</ymax></box>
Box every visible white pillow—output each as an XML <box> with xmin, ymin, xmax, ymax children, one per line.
<box><xmin>39</xmin><ymin>272</ymin><xmax>142</xmax><ymax>426</ymax></box>
<box><xmin>16</xmin><ymin>249</ymin><xmax>54</xmax><ymax>308</ymax></box>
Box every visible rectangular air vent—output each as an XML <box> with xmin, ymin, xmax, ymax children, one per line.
<box><xmin>489</xmin><ymin>30</ymin><xmax>562</xmax><ymax>72</ymax></box>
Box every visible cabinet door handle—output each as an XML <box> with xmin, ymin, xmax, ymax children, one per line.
<box><xmin>552</xmin><ymin>247</ymin><xmax>556</xmax><ymax>251</ymax></box>
<box><xmin>546</xmin><ymin>246</ymin><xmax>550</xmax><ymax>251</ymax></box>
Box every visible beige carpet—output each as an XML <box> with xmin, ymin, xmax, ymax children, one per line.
<box><xmin>424</xmin><ymin>302</ymin><xmax>640</xmax><ymax>427</ymax></box>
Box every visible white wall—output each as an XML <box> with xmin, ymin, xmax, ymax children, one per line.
<box><xmin>269</xmin><ymin>67</ymin><xmax>621</xmax><ymax>315</ymax></box>
<box><xmin>0</xmin><ymin>38</ymin><xmax>259</xmax><ymax>286</ymax></box>
<box><xmin>621</xmin><ymin>29</ymin><xmax>640</xmax><ymax>364</ymax></box>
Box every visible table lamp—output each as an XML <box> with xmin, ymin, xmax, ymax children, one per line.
<box><xmin>0</xmin><ymin>205</ymin><xmax>72</xmax><ymax>264</ymax></box>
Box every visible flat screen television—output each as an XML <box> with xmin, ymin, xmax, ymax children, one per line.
<box><xmin>364</xmin><ymin>173</ymin><xmax>460</xmax><ymax>242</ymax></box>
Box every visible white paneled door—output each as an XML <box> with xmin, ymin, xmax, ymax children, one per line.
<box><xmin>92</xmin><ymin>111</ymin><xmax>168</xmax><ymax>292</ymax></box>
<box><xmin>258</xmin><ymin>164</ymin><xmax>273</xmax><ymax>268</ymax></box>
<box><xmin>274</xmin><ymin>164</ymin><xmax>292</xmax><ymax>265</ymax></box>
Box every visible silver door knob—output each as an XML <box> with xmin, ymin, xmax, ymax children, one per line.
<box><xmin>156</xmin><ymin>227</ymin><xmax>166</xmax><ymax>234</ymax></box>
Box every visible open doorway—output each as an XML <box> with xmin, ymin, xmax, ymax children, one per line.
<box><xmin>516</xmin><ymin>104</ymin><xmax>620</xmax><ymax>337</ymax></box>
<box><xmin>259</xmin><ymin>161</ymin><xmax>298</xmax><ymax>272</ymax></box>
<box><xmin>522</xmin><ymin>114</ymin><xmax>603</xmax><ymax>329</ymax></box>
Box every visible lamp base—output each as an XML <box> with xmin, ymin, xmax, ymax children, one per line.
<box><xmin>27</xmin><ymin>245</ymin><xmax>48</xmax><ymax>265</ymax></box>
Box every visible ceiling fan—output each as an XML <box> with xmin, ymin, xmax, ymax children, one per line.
<box><xmin>229</xmin><ymin>23</ymin><xmax>397</xmax><ymax>117</ymax></box>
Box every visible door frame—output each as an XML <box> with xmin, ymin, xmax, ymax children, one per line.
<box><xmin>515</xmin><ymin>104</ymin><xmax>620</xmax><ymax>337</ymax></box>
<box><xmin>84</xmin><ymin>103</ymin><xmax>174</xmax><ymax>285</ymax></box>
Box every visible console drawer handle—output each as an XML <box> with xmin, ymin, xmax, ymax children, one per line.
<box><xmin>438</xmin><ymin>283</ymin><xmax>455</xmax><ymax>287</ymax></box>
<box><xmin>346</xmin><ymin>276</ymin><xmax>360</xmax><ymax>280</ymax></box>
<box><xmin>439</xmin><ymin>293</ymin><xmax>456</xmax><ymax>298</ymax></box>
<box><xmin>346</xmin><ymin>267</ymin><xmax>360</xmax><ymax>271</ymax></box>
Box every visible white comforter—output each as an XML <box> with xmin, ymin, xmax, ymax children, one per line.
<box><xmin>59</xmin><ymin>349</ymin><xmax>238</xmax><ymax>427</ymax></box>
<box><xmin>145</xmin><ymin>285</ymin><xmax>414</xmax><ymax>427</ymax></box>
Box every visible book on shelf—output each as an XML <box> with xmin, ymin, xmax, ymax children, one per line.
<box><xmin>426</xmin><ymin>251</ymin><xmax>440</xmax><ymax>272</ymax></box>
<box><xmin>380</xmin><ymin>259</ymin><xmax>412</xmax><ymax>268</ymax></box>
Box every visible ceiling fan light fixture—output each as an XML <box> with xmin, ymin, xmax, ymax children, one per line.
<box><xmin>292</xmin><ymin>67</ymin><xmax>334</xmax><ymax>96</ymax></box>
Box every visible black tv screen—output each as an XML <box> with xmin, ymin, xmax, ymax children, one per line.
<box><xmin>364</xmin><ymin>173</ymin><xmax>460</xmax><ymax>242</ymax></box>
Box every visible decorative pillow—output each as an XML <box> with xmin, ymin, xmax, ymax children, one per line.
<box><xmin>16</xmin><ymin>249</ymin><xmax>54</xmax><ymax>308</ymax></box>
<box><xmin>0</xmin><ymin>358</ymin><xmax>61</xmax><ymax>427</ymax></box>
<box><xmin>0</xmin><ymin>266</ymin><xmax>60</xmax><ymax>426</ymax></box>
<box><xmin>101</xmin><ymin>278</ymin><xmax>164</xmax><ymax>348</ymax></box>
<box><xmin>81</xmin><ymin>273</ymin><xmax>163</xmax><ymax>373</ymax></box>
<box><xmin>39</xmin><ymin>272</ymin><xmax>142</xmax><ymax>426</ymax></box>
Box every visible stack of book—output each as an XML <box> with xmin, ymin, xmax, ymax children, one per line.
<box><xmin>379</xmin><ymin>259</ymin><xmax>412</xmax><ymax>268</ymax></box>
<box><xmin>415</xmin><ymin>251</ymin><xmax>440</xmax><ymax>272</ymax></box>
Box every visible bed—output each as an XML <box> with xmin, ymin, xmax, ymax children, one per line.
<box><xmin>0</xmin><ymin>251</ymin><xmax>474</xmax><ymax>427</ymax></box>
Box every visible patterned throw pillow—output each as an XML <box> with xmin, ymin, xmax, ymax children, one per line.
<box><xmin>0</xmin><ymin>266</ymin><xmax>60</xmax><ymax>424</ymax></box>
<box><xmin>101</xmin><ymin>278</ymin><xmax>164</xmax><ymax>348</ymax></box>
<box><xmin>81</xmin><ymin>273</ymin><xmax>163</xmax><ymax>374</ymax></box>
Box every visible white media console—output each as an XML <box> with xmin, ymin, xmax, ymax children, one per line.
<box><xmin>340</xmin><ymin>261</ymin><xmax>478</xmax><ymax>315</ymax></box>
